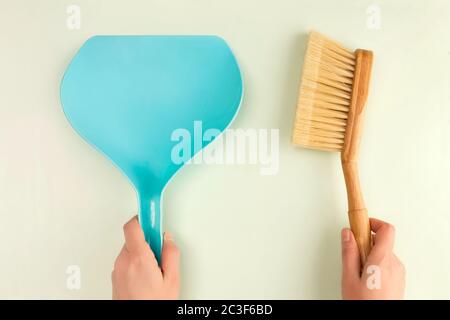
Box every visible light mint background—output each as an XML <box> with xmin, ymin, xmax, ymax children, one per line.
<box><xmin>0</xmin><ymin>0</ymin><xmax>449</xmax><ymax>299</ymax></box>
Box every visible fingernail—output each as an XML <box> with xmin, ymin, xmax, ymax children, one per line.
<box><xmin>164</xmin><ymin>232</ymin><xmax>174</xmax><ymax>242</ymax></box>
<box><xmin>342</xmin><ymin>228</ymin><xmax>351</xmax><ymax>243</ymax></box>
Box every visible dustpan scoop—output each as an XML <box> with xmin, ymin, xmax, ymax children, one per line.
<box><xmin>60</xmin><ymin>35</ymin><xmax>243</xmax><ymax>263</ymax></box>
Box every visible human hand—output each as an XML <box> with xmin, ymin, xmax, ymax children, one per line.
<box><xmin>341</xmin><ymin>218</ymin><xmax>405</xmax><ymax>300</ymax></box>
<box><xmin>112</xmin><ymin>216</ymin><xmax>180</xmax><ymax>300</ymax></box>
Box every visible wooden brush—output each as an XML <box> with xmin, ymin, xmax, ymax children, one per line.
<box><xmin>292</xmin><ymin>31</ymin><xmax>374</xmax><ymax>264</ymax></box>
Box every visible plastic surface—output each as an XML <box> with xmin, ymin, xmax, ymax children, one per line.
<box><xmin>60</xmin><ymin>35</ymin><xmax>243</xmax><ymax>263</ymax></box>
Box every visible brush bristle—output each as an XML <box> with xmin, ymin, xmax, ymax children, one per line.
<box><xmin>292</xmin><ymin>31</ymin><xmax>356</xmax><ymax>152</ymax></box>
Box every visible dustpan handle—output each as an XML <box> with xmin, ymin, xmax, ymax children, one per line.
<box><xmin>138</xmin><ymin>194</ymin><xmax>163</xmax><ymax>265</ymax></box>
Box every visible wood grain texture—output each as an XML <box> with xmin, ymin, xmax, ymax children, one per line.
<box><xmin>341</xmin><ymin>49</ymin><xmax>373</xmax><ymax>265</ymax></box>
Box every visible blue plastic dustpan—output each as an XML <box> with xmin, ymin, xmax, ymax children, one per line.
<box><xmin>60</xmin><ymin>36</ymin><xmax>243</xmax><ymax>263</ymax></box>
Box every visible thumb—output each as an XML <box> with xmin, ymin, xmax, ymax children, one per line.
<box><xmin>161</xmin><ymin>232</ymin><xmax>180</xmax><ymax>286</ymax></box>
<box><xmin>341</xmin><ymin>228</ymin><xmax>361</xmax><ymax>282</ymax></box>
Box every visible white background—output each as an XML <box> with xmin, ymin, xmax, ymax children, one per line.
<box><xmin>0</xmin><ymin>0</ymin><xmax>449</xmax><ymax>299</ymax></box>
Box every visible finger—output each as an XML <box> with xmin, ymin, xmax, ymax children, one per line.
<box><xmin>112</xmin><ymin>244</ymin><xmax>129</xmax><ymax>281</ymax></box>
<box><xmin>369</xmin><ymin>218</ymin><xmax>395</xmax><ymax>254</ymax></box>
<box><xmin>393</xmin><ymin>254</ymin><xmax>406</xmax><ymax>274</ymax></box>
<box><xmin>370</xmin><ymin>218</ymin><xmax>391</xmax><ymax>233</ymax></box>
<box><xmin>341</xmin><ymin>228</ymin><xmax>361</xmax><ymax>281</ymax></box>
<box><xmin>123</xmin><ymin>216</ymin><xmax>149</xmax><ymax>254</ymax></box>
<box><xmin>161</xmin><ymin>232</ymin><xmax>180</xmax><ymax>285</ymax></box>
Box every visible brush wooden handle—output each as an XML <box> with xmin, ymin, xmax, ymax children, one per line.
<box><xmin>341</xmin><ymin>49</ymin><xmax>373</xmax><ymax>265</ymax></box>
<box><xmin>342</xmin><ymin>162</ymin><xmax>371</xmax><ymax>264</ymax></box>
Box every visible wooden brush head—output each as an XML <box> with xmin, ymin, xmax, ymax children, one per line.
<box><xmin>292</xmin><ymin>31</ymin><xmax>373</xmax><ymax>155</ymax></box>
